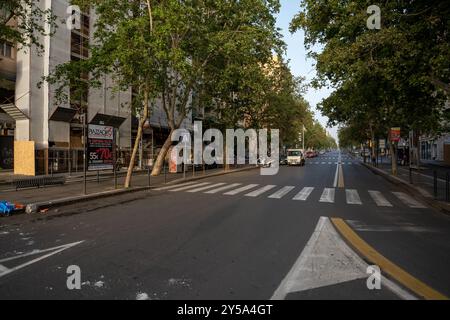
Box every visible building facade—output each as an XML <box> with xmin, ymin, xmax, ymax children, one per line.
<box><xmin>0</xmin><ymin>0</ymin><xmax>193</xmax><ymax>175</ymax></box>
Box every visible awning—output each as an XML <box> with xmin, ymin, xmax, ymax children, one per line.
<box><xmin>49</xmin><ymin>107</ymin><xmax>77</xmax><ymax>122</ymax></box>
<box><xmin>0</xmin><ymin>103</ymin><xmax>28</xmax><ymax>120</ymax></box>
<box><xmin>90</xmin><ymin>113</ymin><xmax>127</xmax><ymax>128</ymax></box>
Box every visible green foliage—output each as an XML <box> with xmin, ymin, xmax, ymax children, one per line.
<box><xmin>0</xmin><ymin>0</ymin><xmax>56</xmax><ymax>53</ymax></box>
<box><xmin>291</xmin><ymin>0</ymin><xmax>449</xmax><ymax>146</ymax></box>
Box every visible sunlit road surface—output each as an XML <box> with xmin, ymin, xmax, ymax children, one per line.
<box><xmin>1</xmin><ymin>151</ymin><xmax>449</xmax><ymax>300</ymax></box>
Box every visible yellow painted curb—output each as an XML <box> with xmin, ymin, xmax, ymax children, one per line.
<box><xmin>331</xmin><ymin>218</ymin><xmax>448</xmax><ymax>300</ymax></box>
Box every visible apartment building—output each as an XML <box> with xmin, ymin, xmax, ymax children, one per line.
<box><xmin>0</xmin><ymin>0</ymin><xmax>194</xmax><ymax>175</ymax></box>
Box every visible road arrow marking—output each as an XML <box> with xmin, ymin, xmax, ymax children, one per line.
<box><xmin>0</xmin><ymin>241</ymin><xmax>85</xmax><ymax>279</ymax></box>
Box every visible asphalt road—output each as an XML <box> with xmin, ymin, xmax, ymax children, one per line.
<box><xmin>1</xmin><ymin>151</ymin><xmax>450</xmax><ymax>300</ymax></box>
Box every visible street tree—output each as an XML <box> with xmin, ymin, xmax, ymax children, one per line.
<box><xmin>290</xmin><ymin>0</ymin><xmax>448</xmax><ymax>174</ymax></box>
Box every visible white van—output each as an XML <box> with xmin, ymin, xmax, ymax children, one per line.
<box><xmin>287</xmin><ymin>149</ymin><xmax>305</xmax><ymax>166</ymax></box>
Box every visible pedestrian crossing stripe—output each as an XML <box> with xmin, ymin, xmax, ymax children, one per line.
<box><xmin>224</xmin><ymin>184</ymin><xmax>259</xmax><ymax>195</ymax></box>
<box><xmin>246</xmin><ymin>185</ymin><xmax>277</xmax><ymax>197</ymax></box>
<box><xmin>154</xmin><ymin>182</ymin><xmax>427</xmax><ymax>209</ymax></box>
<box><xmin>205</xmin><ymin>183</ymin><xmax>242</xmax><ymax>194</ymax></box>
<box><xmin>320</xmin><ymin>188</ymin><xmax>335</xmax><ymax>203</ymax></box>
<box><xmin>269</xmin><ymin>186</ymin><xmax>295</xmax><ymax>199</ymax></box>
<box><xmin>293</xmin><ymin>187</ymin><xmax>314</xmax><ymax>201</ymax></box>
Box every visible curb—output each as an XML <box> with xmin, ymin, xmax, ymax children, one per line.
<box><xmin>24</xmin><ymin>165</ymin><xmax>259</xmax><ymax>214</ymax></box>
<box><xmin>361</xmin><ymin>162</ymin><xmax>450</xmax><ymax>216</ymax></box>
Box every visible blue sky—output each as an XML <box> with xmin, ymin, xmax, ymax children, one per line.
<box><xmin>275</xmin><ymin>0</ymin><xmax>338</xmax><ymax>141</ymax></box>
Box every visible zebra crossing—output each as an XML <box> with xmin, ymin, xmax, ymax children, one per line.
<box><xmin>154</xmin><ymin>182</ymin><xmax>427</xmax><ymax>209</ymax></box>
<box><xmin>306</xmin><ymin>161</ymin><xmax>358</xmax><ymax>165</ymax></box>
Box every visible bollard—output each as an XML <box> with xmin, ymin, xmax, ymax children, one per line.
<box><xmin>97</xmin><ymin>170</ymin><xmax>100</xmax><ymax>184</ymax></box>
<box><xmin>183</xmin><ymin>163</ymin><xmax>186</xmax><ymax>179</ymax></box>
<box><xmin>409</xmin><ymin>167</ymin><xmax>413</xmax><ymax>184</ymax></box>
<box><xmin>164</xmin><ymin>162</ymin><xmax>167</xmax><ymax>184</ymax></box>
<box><xmin>434</xmin><ymin>170</ymin><xmax>438</xmax><ymax>199</ymax></box>
<box><xmin>193</xmin><ymin>164</ymin><xmax>195</xmax><ymax>177</ymax></box>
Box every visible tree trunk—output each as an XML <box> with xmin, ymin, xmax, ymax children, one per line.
<box><xmin>151</xmin><ymin>131</ymin><xmax>174</xmax><ymax>176</ymax></box>
<box><xmin>125</xmin><ymin>90</ymin><xmax>149</xmax><ymax>188</ymax></box>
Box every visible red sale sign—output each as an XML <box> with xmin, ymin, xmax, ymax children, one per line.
<box><xmin>390</xmin><ymin>127</ymin><xmax>401</xmax><ymax>142</ymax></box>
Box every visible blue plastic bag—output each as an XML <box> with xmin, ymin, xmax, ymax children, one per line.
<box><xmin>0</xmin><ymin>201</ymin><xmax>15</xmax><ymax>216</ymax></box>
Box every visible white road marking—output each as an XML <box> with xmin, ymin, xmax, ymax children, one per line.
<box><xmin>320</xmin><ymin>188</ymin><xmax>335</xmax><ymax>203</ymax></box>
<box><xmin>293</xmin><ymin>187</ymin><xmax>314</xmax><ymax>201</ymax></box>
<box><xmin>169</xmin><ymin>182</ymin><xmax>211</xmax><ymax>192</ymax></box>
<box><xmin>346</xmin><ymin>189</ymin><xmax>362</xmax><ymax>205</ymax></box>
<box><xmin>187</xmin><ymin>183</ymin><xmax>226</xmax><ymax>193</ymax></box>
<box><xmin>205</xmin><ymin>183</ymin><xmax>242</xmax><ymax>194</ymax></box>
<box><xmin>224</xmin><ymin>184</ymin><xmax>259</xmax><ymax>195</ymax></box>
<box><xmin>272</xmin><ymin>216</ymin><xmax>416</xmax><ymax>300</ymax></box>
<box><xmin>392</xmin><ymin>192</ymin><xmax>427</xmax><ymax>209</ymax></box>
<box><xmin>368</xmin><ymin>191</ymin><xmax>393</xmax><ymax>207</ymax></box>
<box><xmin>0</xmin><ymin>241</ymin><xmax>84</xmax><ymax>279</ymax></box>
<box><xmin>333</xmin><ymin>164</ymin><xmax>339</xmax><ymax>187</ymax></box>
<box><xmin>154</xmin><ymin>181</ymin><xmax>199</xmax><ymax>191</ymax></box>
<box><xmin>245</xmin><ymin>185</ymin><xmax>277</xmax><ymax>197</ymax></box>
<box><xmin>268</xmin><ymin>186</ymin><xmax>295</xmax><ymax>199</ymax></box>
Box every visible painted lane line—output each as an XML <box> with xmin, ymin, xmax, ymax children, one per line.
<box><xmin>154</xmin><ymin>181</ymin><xmax>199</xmax><ymax>191</ymax></box>
<box><xmin>331</xmin><ymin>218</ymin><xmax>447</xmax><ymax>300</ymax></box>
<box><xmin>293</xmin><ymin>187</ymin><xmax>314</xmax><ymax>201</ymax></box>
<box><xmin>392</xmin><ymin>192</ymin><xmax>427</xmax><ymax>209</ymax></box>
<box><xmin>368</xmin><ymin>190</ymin><xmax>393</xmax><ymax>207</ymax></box>
<box><xmin>245</xmin><ymin>185</ymin><xmax>277</xmax><ymax>198</ymax></box>
<box><xmin>0</xmin><ymin>241</ymin><xmax>85</xmax><ymax>279</ymax></box>
<box><xmin>224</xmin><ymin>184</ymin><xmax>259</xmax><ymax>196</ymax></box>
<box><xmin>169</xmin><ymin>182</ymin><xmax>211</xmax><ymax>192</ymax></box>
<box><xmin>319</xmin><ymin>188</ymin><xmax>335</xmax><ymax>203</ymax></box>
<box><xmin>205</xmin><ymin>183</ymin><xmax>242</xmax><ymax>194</ymax></box>
<box><xmin>268</xmin><ymin>186</ymin><xmax>295</xmax><ymax>199</ymax></box>
<box><xmin>187</xmin><ymin>183</ymin><xmax>226</xmax><ymax>193</ymax></box>
<box><xmin>346</xmin><ymin>189</ymin><xmax>362</xmax><ymax>205</ymax></box>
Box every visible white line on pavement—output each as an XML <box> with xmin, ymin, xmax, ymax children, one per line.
<box><xmin>320</xmin><ymin>188</ymin><xmax>335</xmax><ymax>203</ymax></box>
<box><xmin>245</xmin><ymin>185</ymin><xmax>277</xmax><ymax>197</ymax></box>
<box><xmin>268</xmin><ymin>186</ymin><xmax>295</xmax><ymax>199</ymax></box>
<box><xmin>346</xmin><ymin>189</ymin><xmax>362</xmax><ymax>205</ymax></box>
<box><xmin>169</xmin><ymin>182</ymin><xmax>211</xmax><ymax>192</ymax></box>
<box><xmin>153</xmin><ymin>181</ymin><xmax>199</xmax><ymax>191</ymax></box>
<box><xmin>0</xmin><ymin>241</ymin><xmax>85</xmax><ymax>279</ymax></box>
<box><xmin>368</xmin><ymin>190</ymin><xmax>393</xmax><ymax>207</ymax></box>
<box><xmin>293</xmin><ymin>187</ymin><xmax>314</xmax><ymax>201</ymax></box>
<box><xmin>224</xmin><ymin>184</ymin><xmax>259</xmax><ymax>196</ymax></box>
<box><xmin>187</xmin><ymin>183</ymin><xmax>226</xmax><ymax>193</ymax></box>
<box><xmin>205</xmin><ymin>183</ymin><xmax>242</xmax><ymax>194</ymax></box>
<box><xmin>392</xmin><ymin>192</ymin><xmax>427</xmax><ymax>209</ymax></box>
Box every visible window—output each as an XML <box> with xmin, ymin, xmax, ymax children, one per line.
<box><xmin>0</xmin><ymin>42</ymin><xmax>14</xmax><ymax>59</ymax></box>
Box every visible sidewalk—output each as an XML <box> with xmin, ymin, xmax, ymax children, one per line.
<box><xmin>0</xmin><ymin>165</ymin><xmax>256</xmax><ymax>213</ymax></box>
<box><xmin>362</xmin><ymin>159</ymin><xmax>450</xmax><ymax>215</ymax></box>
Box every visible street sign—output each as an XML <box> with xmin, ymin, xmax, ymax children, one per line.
<box><xmin>88</xmin><ymin>124</ymin><xmax>114</xmax><ymax>171</ymax></box>
<box><xmin>390</xmin><ymin>127</ymin><xmax>401</xmax><ymax>142</ymax></box>
<box><xmin>379</xmin><ymin>139</ymin><xmax>386</xmax><ymax>149</ymax></box>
